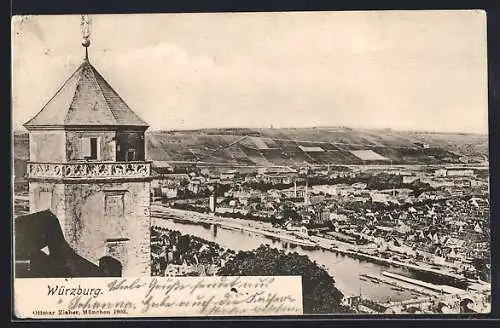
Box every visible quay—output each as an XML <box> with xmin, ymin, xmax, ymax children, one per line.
<box><xmin>361</xmin><ymin>273</ymin><xmax>488</xmax><ymax>313</ymax></box>
<box><xmin>151</xmin><ymin>205</ymin><xmax>470</xmax><ymax>285</ymax></box>
<box><xmin>151</xmin><ymin>207</ymin><xmax>317</xmax><ymax>248</ymax></box>
<box><xmin>311</xmin><ymin>236</ymin><xmax>467</xmax><ymax>284</ymax></box>
<box><xmin>344</xmin><ymin>251</ymin><xmax>466</xmax><ymax>281</ymax></box>
<box><xmin>361</xmin><ymin>273</ymin><xmax>437</xmax><ymax>297</ymax></box>
<box><xmin>381</xmin><ymin>271</ymin><xmax>465</xmax><ymax>295</ymax></box>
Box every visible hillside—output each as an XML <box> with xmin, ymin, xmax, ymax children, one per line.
<box><xmin>145</xmin><ymin>127</ymin><xmax>488</xmax><ymax>166</ymax></box>
<box><xmin>13</xmin><ymin>127</ymin><xmax>488</xmax><ymax>167</ymax></box>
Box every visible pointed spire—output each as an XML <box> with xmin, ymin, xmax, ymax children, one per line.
<box><xmin>81</xmin><ymin>15</ymin><xmax>92</xmax><ymax>61</ymax></box>
<box><xmin>24</xmin><ymin>13</ymin><xmax>149</xmax><ymax>130</ymax></box>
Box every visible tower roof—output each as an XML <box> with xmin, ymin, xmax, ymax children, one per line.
<box><xmin>24</xmin><ymin>59</ymin><xmax>149</xmax><ymax>130</ymax></box>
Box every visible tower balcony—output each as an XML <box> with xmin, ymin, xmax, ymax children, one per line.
<box><xmin>27</xmin><ymin>161</ymin><xmax>152</xmax><ymax>181</ymax></box>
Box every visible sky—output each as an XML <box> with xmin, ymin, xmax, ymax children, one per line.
<box><xmin>11</xmin><ymin>11</ymin><xmax>488</xmax><ymax>133</ymax></box>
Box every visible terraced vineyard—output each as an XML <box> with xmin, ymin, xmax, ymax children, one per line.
<box><xmin>144</xmin><ymin>127</ymin><xmax>487</xmax><ymax>166</ymax></box>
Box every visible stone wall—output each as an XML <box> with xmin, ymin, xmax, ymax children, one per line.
<box><xmin>29</xmin><ymin>131</ymin><xmax>66</xmax><ymax>162</ymax></box>
<box><xmin>63</xmin><ymin>180</ymin><xmax>151</xmax><ymax>276</ymax></box>
<box><xmin>28</xmin><ymin>181</ymin><xmax>66</xmax><ymax>235</ymax></box>
<box><xmin>65</xmin><ymin>131</ymin><xmax>116</xmax><ymax>162</ymax></box>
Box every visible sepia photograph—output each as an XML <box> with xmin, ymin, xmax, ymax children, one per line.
<box><xmin>11</xmin><ymin>11</ymin><xmax>491</xmax><ymax>316</ymax></box>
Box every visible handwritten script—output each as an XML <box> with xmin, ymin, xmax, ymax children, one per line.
<box><xmin>15</xmin><ymin>276</ymin><xmax>303</xmax><ymax>318</ymax></box>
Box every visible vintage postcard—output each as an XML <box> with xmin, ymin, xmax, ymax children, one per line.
<box><xmin>11</xmin><ymin>11</ymin><xmax>490</xmax><ymax>318</ymax></box>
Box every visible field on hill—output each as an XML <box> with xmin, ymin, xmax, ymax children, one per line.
<box><xmin>13</xmin><ymin>127</ymin><xmax>488</xmax><ymax>171</ymax></box>
<box><xmin>145</xmin><ymin>127</ymin><xmax>488</xmax><ymax>166</ymax></box>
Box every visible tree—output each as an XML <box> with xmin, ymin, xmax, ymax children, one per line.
<box><xmin>366</xmin><ymin>173</ymin><xmax>403</xmax><ymax>190</ymax></box>
<box><xmin>217</xmin><ymin>245</ymin><xmax>350</xmax><ymax>314</ymax></box>
<box><xmin>281</xmin><ymin>202</ymin><xmax>301</xmax><ymax>221</ymax></box>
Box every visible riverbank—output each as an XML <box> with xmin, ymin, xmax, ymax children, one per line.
<box><xmin>362</xmin><ymin>273</ymin><xmax>437</xmax><ymax>298</ymax></box>
<box><xmin>150</xmin><ymin>205</ymin><xmax>482</xmax><ymax>291</ymax></box>
<box><xmin>381</xmin><ymin>271</ymin><xmax>465</xmax><ymax>295</ymax></box>
<box><xmin>152</xmin><ymin>205</ymin><xmax>317</xmax><ymax>248</ymax></box>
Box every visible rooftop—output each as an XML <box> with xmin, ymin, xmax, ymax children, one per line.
<box><xmin>24</xmin><ymin>56</ymin><xmax>148</xmax><ymax>129</ymax></box>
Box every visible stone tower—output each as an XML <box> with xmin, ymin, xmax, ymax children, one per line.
<box><xmin>24</xmin><ymin>42</ymin><xmax>152</xmax><ymax>277</ymax></box>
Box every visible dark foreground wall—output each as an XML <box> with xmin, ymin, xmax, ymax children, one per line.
<box><xmin>14</xmin><ymin>210</ymin><xmax>118</xmax><ymax>278</ymax></box>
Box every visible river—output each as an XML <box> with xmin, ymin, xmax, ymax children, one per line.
<box><xmin>154</xmin><ymin>217</ymin><xmax>429</xmax><ymax>303</ymax></box>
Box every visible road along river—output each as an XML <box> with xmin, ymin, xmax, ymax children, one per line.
<box><xmin>152</xmin><ymin>207</ymin><xmax>448</xmax><ymax>303</ymax></box>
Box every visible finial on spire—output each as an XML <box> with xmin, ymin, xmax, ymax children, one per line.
<box><xmin>80</xmin><ymin>15</ymin><xmax>92</xmax><ymax>60</ymax></box>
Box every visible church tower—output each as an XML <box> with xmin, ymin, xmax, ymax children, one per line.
<box><xmin>24</xmin><ymin>19</ymin><xmax>151</xmax><ymax>277</ymax></box>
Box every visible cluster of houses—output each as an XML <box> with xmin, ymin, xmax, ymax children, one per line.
<box><xmin>150</xmin><ymin>163</ymin><xmax>358</xmax><ymax>200</ymax></box>
<box><xmin>149</xmin><ymin>162</ymin><xmax>490</xmax><ymax>280</ymax></box>
<box><xmin>330</xmin><ymin>197</ymin><xmax>490</xmax><ymax>276</ymax></box>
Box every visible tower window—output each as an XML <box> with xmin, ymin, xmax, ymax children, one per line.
<box><xmin>81</xmin><ymin>137</ymin><xmax>100</xmax><ymax>160</ymax></box>
<box><xmin>105</xmin><ymin>193</ymin><xmax>125</xmax><ymax>218</ymax></box>
<box><xmin>90</xmin><ymin>138</ymin><xmax>98</xmax><ymax>159</ymax></box>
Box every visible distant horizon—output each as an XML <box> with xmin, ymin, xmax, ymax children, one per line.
<box><xmin>12</xmin><ymin>124</ymin><xmax>489</xmax><ymax>136</ymax></box>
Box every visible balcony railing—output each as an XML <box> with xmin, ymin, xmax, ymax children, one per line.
<box><xmin>27</xmin><ymin>161</ymin><xmax>151</xmax><ymax>180</ymax></box>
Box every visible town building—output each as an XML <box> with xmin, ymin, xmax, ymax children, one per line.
<box><xmin>23</xmin><ymin>41</ymin><xmax>152</xmax><ymax>277</ymax></box>
<box><xmin>446</xmin><ymin>168</ymin><xmax>475</xmax><ymax>177</ymax></box>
